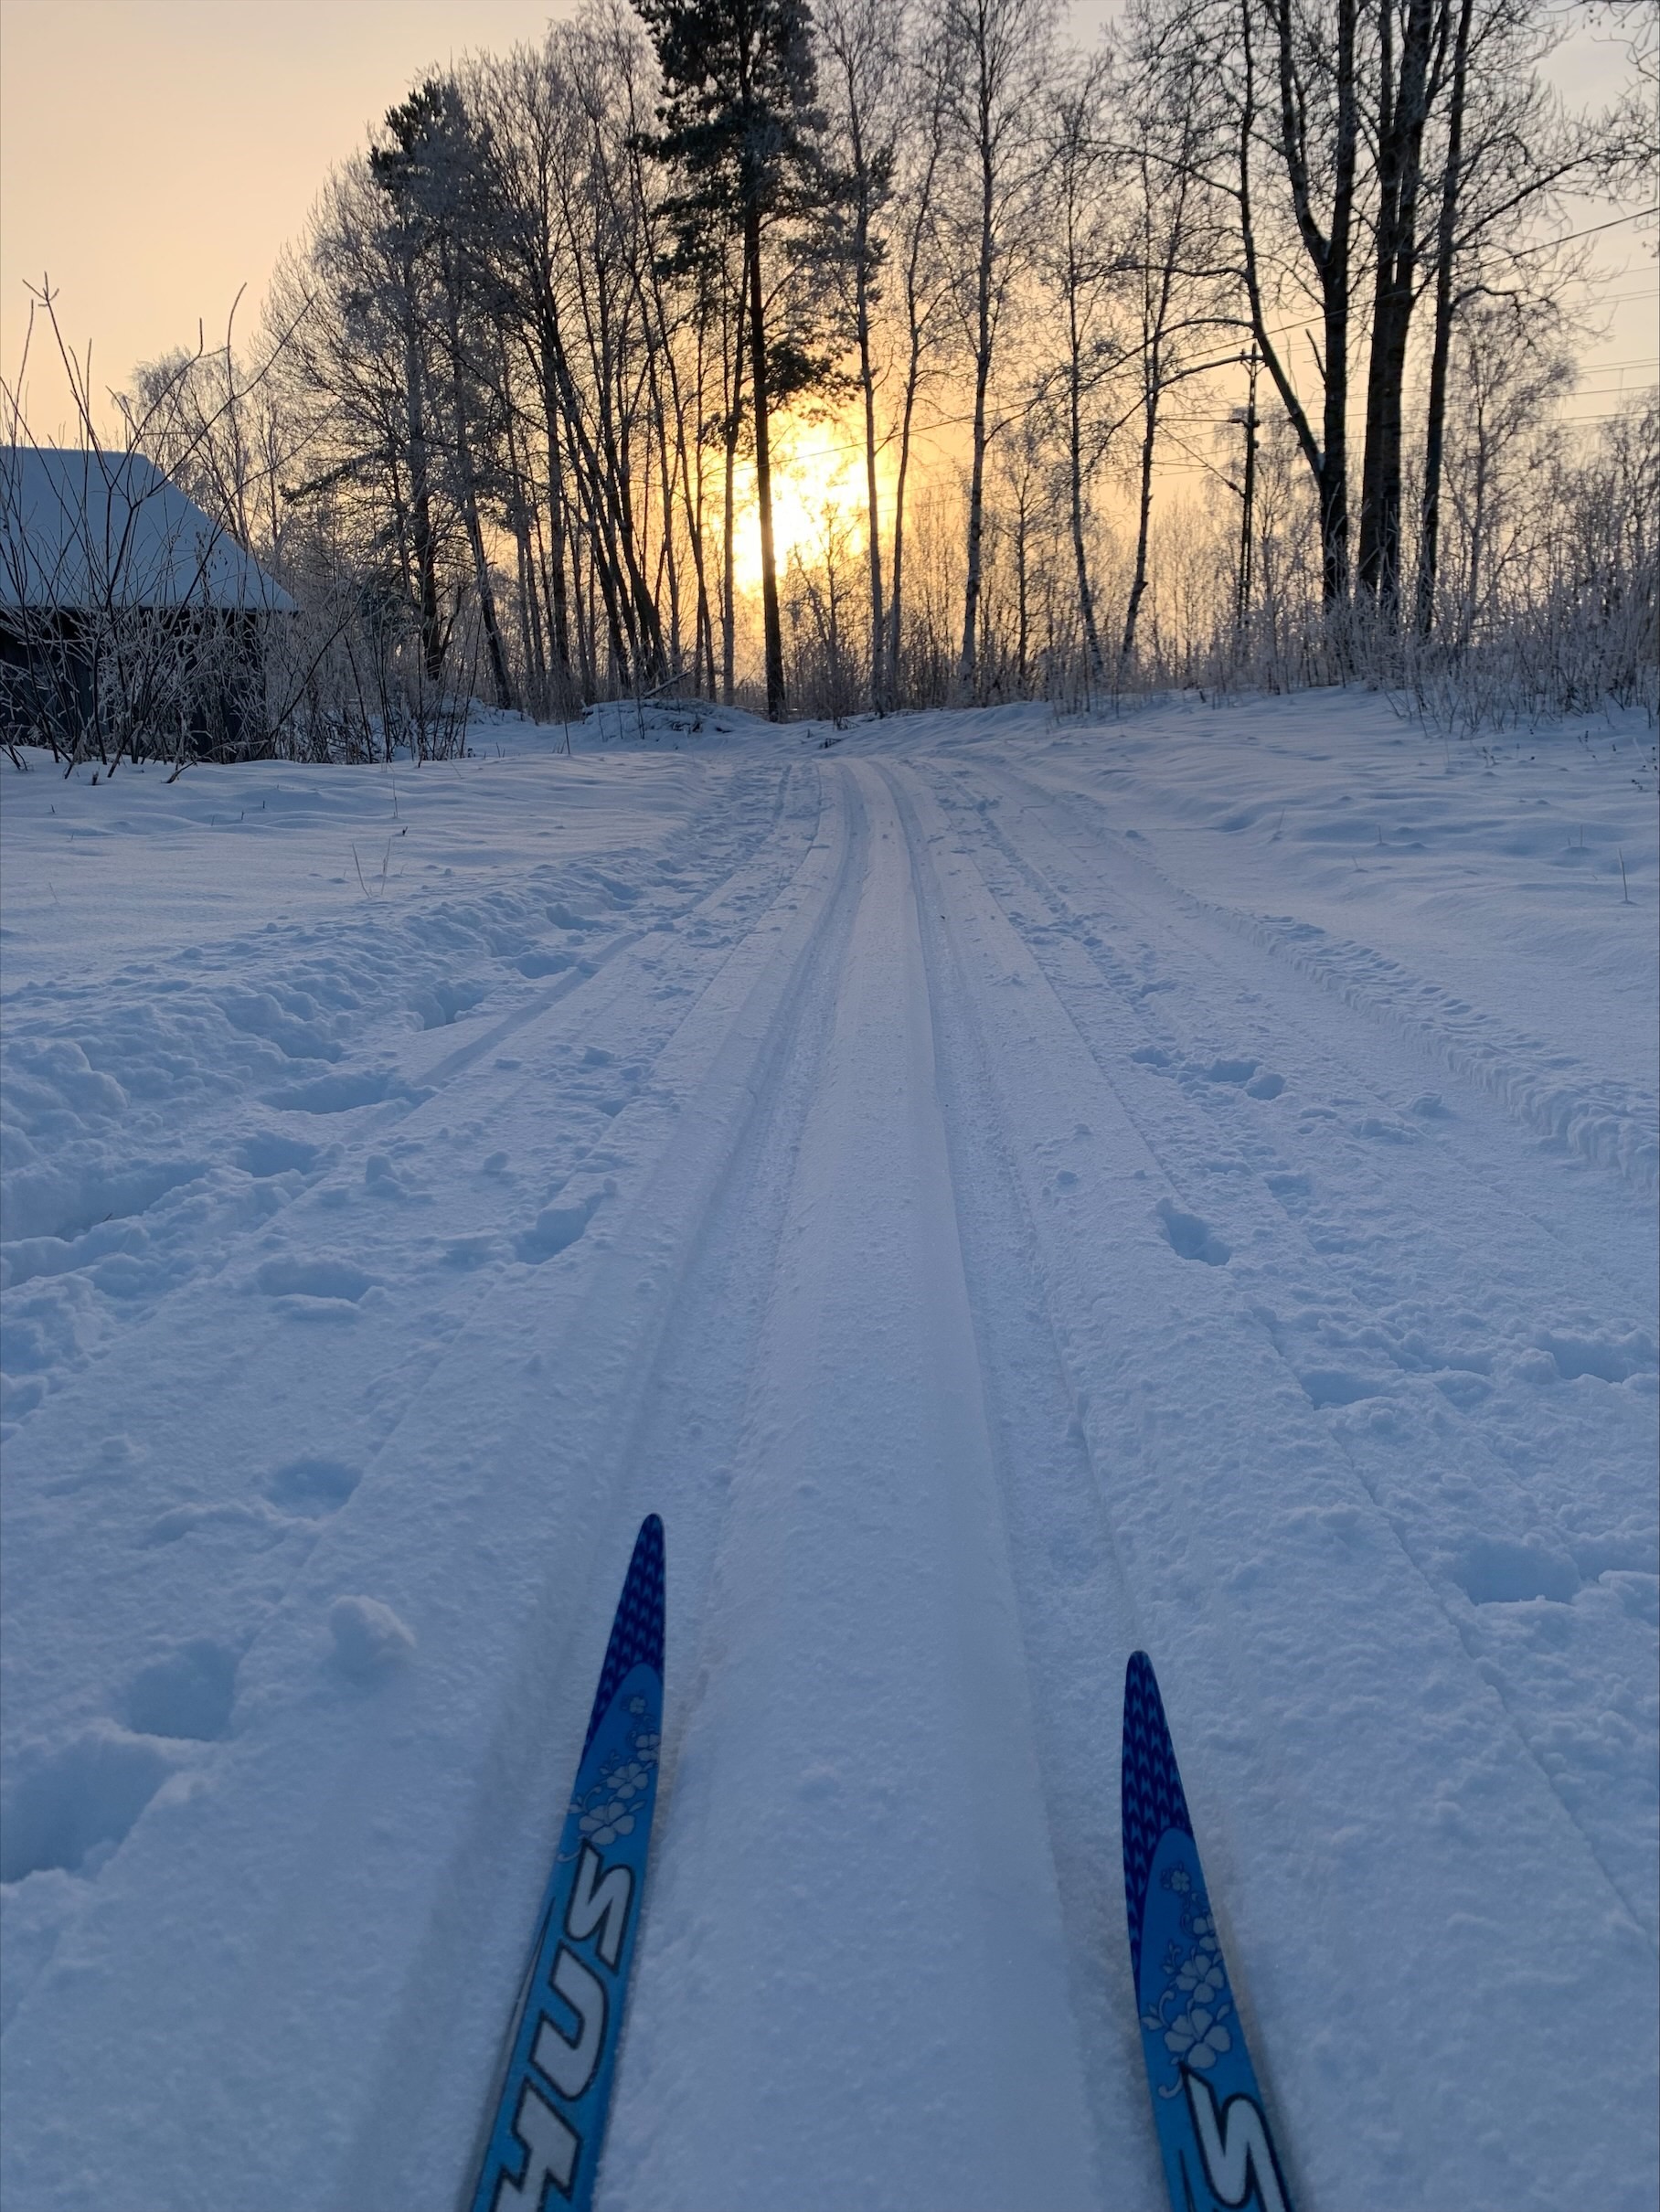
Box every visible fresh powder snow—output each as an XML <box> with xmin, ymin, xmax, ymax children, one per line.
<box><xmin>1</xmin><ymin>695</ymin><xmax>1655</xmax><ymax>2210</ymax></box>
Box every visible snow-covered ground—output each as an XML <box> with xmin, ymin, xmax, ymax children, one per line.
<box><xmin>2</xmin><ymin>693</ymin><xmax>1655</xmax><ymax>2211</ymax></box>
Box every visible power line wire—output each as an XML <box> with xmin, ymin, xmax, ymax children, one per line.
<box><xmin>1509</xmin><ymin>207</ymin><xmax>1659</xmax><ymax>256</ymax></box>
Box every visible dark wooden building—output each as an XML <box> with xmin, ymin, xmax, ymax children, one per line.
<box><xmin>0</xmin><ymin>446</ymin><xmax>294</xmax><ymax>758</ymax></box>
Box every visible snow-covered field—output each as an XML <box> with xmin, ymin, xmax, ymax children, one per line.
<box><xmin>2</xmin><ymin>694</ymin><xmax>1655</xmax><ymax>2211</ymax></box>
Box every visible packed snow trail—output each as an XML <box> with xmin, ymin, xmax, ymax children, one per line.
<box><xmin>1</xmin><ymin>701</ymin><xmax>1655</xmax><ymax>2211</ymax></box>
<box><xmin>610</xmin><ymin>763</ymin><xmax>1099</xmax><ymax>2209</ymax></box>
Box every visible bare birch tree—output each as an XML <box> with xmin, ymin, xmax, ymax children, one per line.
<box><xmin>936</xmin><ymin>0</ymin><xmax>1054</xmax><ymax>699</ymax></box>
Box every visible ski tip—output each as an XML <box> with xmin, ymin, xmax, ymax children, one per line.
<box><xmin>1121</xmin><ymin>1651</ymin><xmax>1194</xmax><ymax>1981</ymax></box>
<box><xmin>583</xmin><ymin>1515</ymin><xmax>665</xmax><ymax>1755</ymax></box>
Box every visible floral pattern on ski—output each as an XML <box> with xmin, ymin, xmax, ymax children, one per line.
<box><xmin>1122</xmin><ymin>1651</ymin><xmax>1296</xmax><ymax>2212</ymax></box>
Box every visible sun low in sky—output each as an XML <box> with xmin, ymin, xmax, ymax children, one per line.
<box><xmin>730</xmin><ymin>414</ymin><xmax>899</xmax><ymax>597</ymax></box>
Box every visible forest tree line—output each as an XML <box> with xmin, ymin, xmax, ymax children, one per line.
<box><xmin>22</xmin><ymin>0</ymin><xmax>1657</xmax><ymax>751</ymax></box>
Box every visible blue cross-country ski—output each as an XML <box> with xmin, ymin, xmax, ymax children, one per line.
<box><xmin>468</xmin><ymin>1515</ymin><xmax>665</xmax><ymax>2212</ymax></box>
<box><xmin>1123</xmin><ymin>1650</ymin><xmax>1295</xmax><ymax>2212</ymax></box>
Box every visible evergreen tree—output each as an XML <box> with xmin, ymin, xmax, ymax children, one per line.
<box><xmin>633</xmin><ymin>0</ymin><xmax>838</xmax><ymax>719</ymax></box>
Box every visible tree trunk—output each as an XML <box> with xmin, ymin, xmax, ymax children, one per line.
<box><xmin>846</xmin><ymin>104</ymin><xmax>887</xmax><ymax>714</ymax></box>
<box><xmin>633</xmin><ymin>134</ymin><xmax>715</xmax><ymax>697</ymax></box>
<box><xmin>1463</xmin><ymin>409</ymin><xmax>1490</xmax><ymax>645</ymax></box>
<box><xmin>447</xmin><ymin>376</ymin><xmax>511</xmax><ymax>709</ymax></box>
<box><xmin>503</xmin><ymin>402</ymin><xmax>547</xmax><ymax>709</ymax></box>
<box><xmin>1120</xmin><ymin>365</ymin><xmax>1160</xmax><ymax>672</ymax></box>
<box><xmin>1067</xmin><ymin>309</ymin><xmax>1105</xmax><ymax>686</ymax></box>
<box><xmin>532</xmin><ymin>316</ymin><xmax>593</xmax><ymax>701</ymax></box>
<box><xmin>857</xmin><ymin>244</ymin><xmax>886</xmax><ymax>713</ymax></box>
<box><xmin>745</xmin><ymin>202</ymin><xmax>786</xmax><ymax>719</ymax></box>
<box><xmin>959</xmin><ymin>109</ymin><xmax>996</xmax><ymax>698</ymax></box>
<box><xmin>721</xmin><ymin>271</ymin><xmax>746</xmax><ymax>706</ymax></box>
<box><xmin>460</xmin><ymin>470</ymin><xmax>513</xmax><ymax>711</ymax></box>
<box><xmin>569</xmin><ymin>488</ymin><xmax>595</xmax><ymax>699</ymax></box>
<box><xmin>1015</xmin><ymin>489</ymin><xmax>1030</xmax><ymax>692</ymax></box>
<box><xmin>400</xmin><ymin>280</ymin><xmax>443</xmax><ymax>685</ymax></box>
<box><xmin>1315</xmin><ymin>0</ymin><xmax>1357</xmax><ymax>605</ymax></box>
<box><xmin>1358</xmin><ymin>0</ymin><xmax>1438</xmax><ymax>613</ymax></box>
<box><xmin>887</xmin><ymin>101</ymin><xmax>944</xmax><ymax>710</ymax></box>
<box><xmin>1255</xmin><ymin>0</ymin><xmax>1357</xmax><ymax>606</ymax></box>
<box><xmin>1415</xmin><ymin>0</ymin><xmax>1474</xmax><ymax>634</ymax></box>
<box><xmin>543</xmin><ymin>433</ymin><xmax>576</xmax><ymax>703</ymax></box>
<box><xmin>887</xmin><ymin>347</ymin><xmax>918</xmax><ymax>708</ymax></box>
<box><xmin>550</xmin><ymin>350</ymin><xmax>633</xmax><ymax>691</ymax></box>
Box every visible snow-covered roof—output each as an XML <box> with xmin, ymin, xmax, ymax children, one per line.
<box><xmin>0</xmin><ymin>446</ymin><xmax>294</xmax><ymax>614</ymax></box>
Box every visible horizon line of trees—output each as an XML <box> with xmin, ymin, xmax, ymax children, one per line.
<box><xmin>6</xmin><ymin>0</ymin><xmax>1656</xmax><ymax>760</ymax></box>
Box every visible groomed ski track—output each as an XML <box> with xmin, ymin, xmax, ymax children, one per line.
<box><xmin>2</xmin><ymin>720</ymin><xmax>1655</xmax><ymax>2211</ymax></box>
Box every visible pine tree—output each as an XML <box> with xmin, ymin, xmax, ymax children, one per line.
<box><xmin>633</xmin><ymin>0</ymin><xmax>837</xmax><ymax>720</ymax></box>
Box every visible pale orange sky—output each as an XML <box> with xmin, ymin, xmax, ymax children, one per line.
<box><xmin>0</xmin><ymin>0</ymin><xmax>572</xmax><ymax>432</ymax></box>
<box><xmin>0</xmin><ymin>0</ymin><xmax>1650</xmax><ymax>441</ymax></box>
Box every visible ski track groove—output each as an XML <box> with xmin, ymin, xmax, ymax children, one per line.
<box><xmin>883</xmin><ymin>767</ymin><xmax>1165</xmax><ymax>2207</ymax></box>
<box><xmin>356</xmin><ymin>759</ymin><xmax>873</xmax><ymax>2207</ymax></box>
<box><xmin>604</xmin><ymin>761</ymin><xmax>1100</xmax><ymax>2211</ymax></box>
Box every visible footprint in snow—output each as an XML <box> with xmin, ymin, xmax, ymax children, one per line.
<box><xmin>263</xmin><ymin>1455</ymin><xmax>362</xmax><ymax>1517</ymax></box>
<box><xmin>138</xmin><ymin>1451</ymin><xmax>360</xmax><ymax>1557</ymax></box>
<box><xmin>1453</xmin><ymin>1535</ymin><xmax>1579</xmax><ymax>1607</ymax></box>
<box><xmin>254</xmin><ymin>1256</ymin><xmax>378</xmax><ymax>1314</ymax></box>
<box><xmin>122</xmin><ymin>1637</ymin><xmax>240</xmax><ymax>1742</ymax></box>
<box><xmin>1298</xmin><ymin>1369</ymin><xmax>1384</xmax><ymax>1409</ymax></box>
<box><xmin>0</xmin><ymin>1725</ymin><xmax>194</xmax><ymax>1883</ymax></box>
<box><xmin>1155</xmin><ymin>1197</ymin><xmax>1231</xmax><ymax>1267</ymax></box>
<box><xmin>265</xmin><ymin>1069</ymin><xmax>405</xmax><ymax>1114</ymax></box>
<box><xmin>1432</xmin><ymin>1370</ymin><xmax>1492</xmax><ymax>1409</ymax></box>
<box><xmin>236</xmin><ymin>1133</ymin><xmax>322</xmax><ymax>1178</ymax></box>
<box><xmin>142</xmin><ymin>1499</ymin><xmax>301</xmax><ymax>1548</ymax></box>
<box><xmin>364</xmin><ymin>1153</ymin><xmax>428</xmax><ymax>1201</ymax></box>
<box><xmin>1527</xmin><ymin>1328</ymin><xmax>1657</xmax><ymax>1386</ymax></box>
<box><xmin>411</xmin><ymin>981</ymin><xmax>489</xmax><ymax>1028</ymax></box>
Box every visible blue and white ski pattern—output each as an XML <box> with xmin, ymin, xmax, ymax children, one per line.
<box><xmin>1122</xmin><ymin>1650</ymin><xmax>1294</xmax><ymax>2212</ymax></box>
<box><xmin>470</xmin><ymin>1515</ymin><xmax>665</xmax><ymax>2212</ymax></box>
